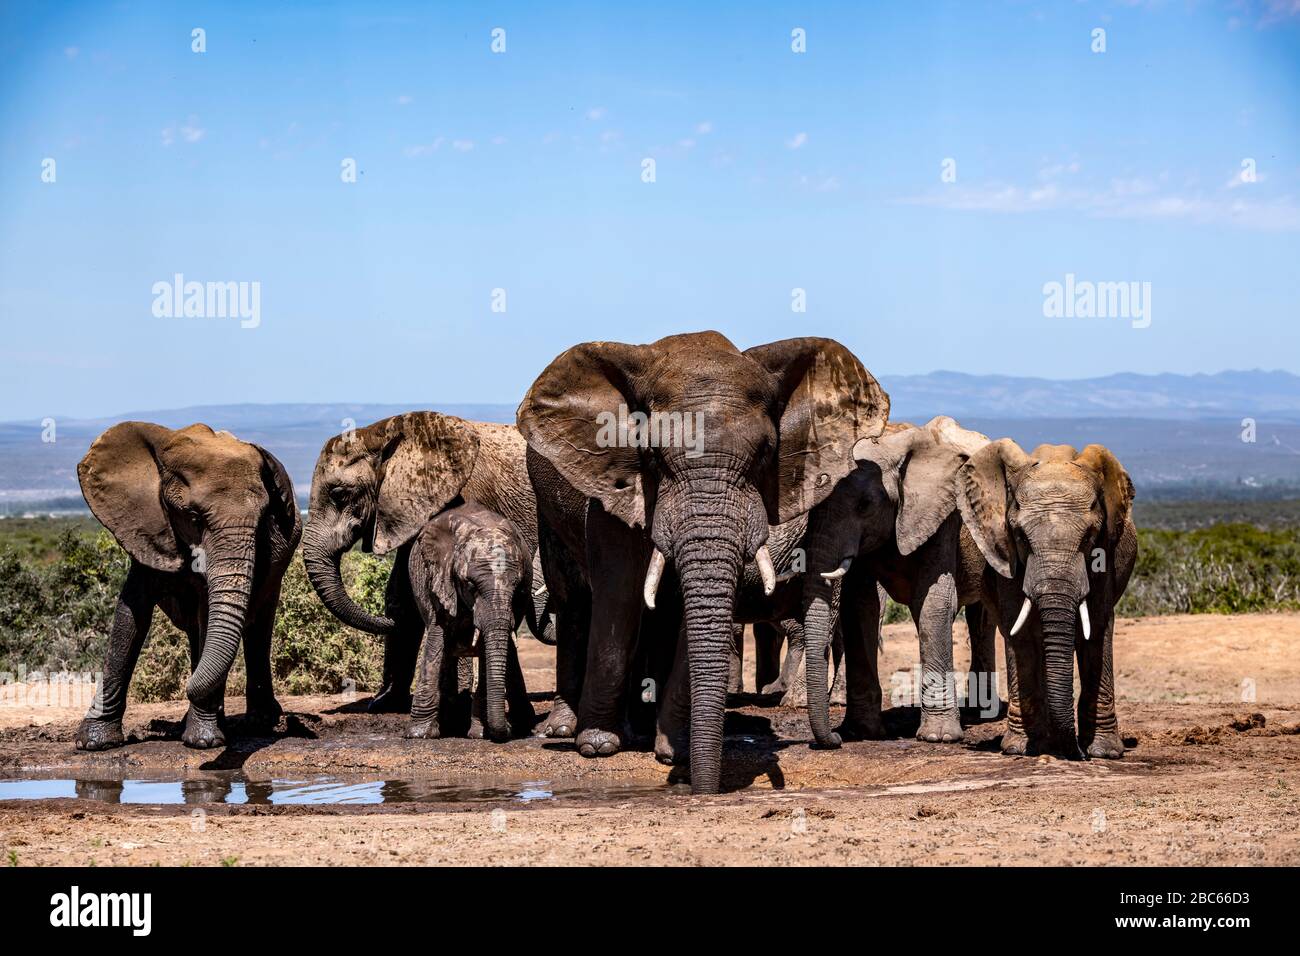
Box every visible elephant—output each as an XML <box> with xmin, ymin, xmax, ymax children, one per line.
<box><xmin>517</xmin><ymin>331</ymin><xmax>889</xmax><ymax>794</ymax></box>
<box><xmin>956</xmin><ymin>440</ymin><xmax>1137</xmax><ymax>759</ymax></box>
<box><xmin>301</xmin><ymin>411</ymin><xmax>538</xmax><ymax>714</ymax></box>
<box><xmin>801</xmin><ymin>416</ymin><xmax>1000</xmax><ymax>749</ymax></box>
<box><xmin>403</xmin><ymin>502</ymin><xmax>537</xmax><ymax>742</ymax></box>
<box><xmin>74</xmin><ymin>422</ymin><xmax>301</xmax><ymax>750</ymax></box>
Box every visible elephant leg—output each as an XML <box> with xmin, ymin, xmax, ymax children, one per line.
<box><xmin>1077</xmin><ymin>605</ymin><xmax>1123</xmax><ymax>758</ymax></box>
<box><xmin>777</xmin><ymin>618</ymin><xmax>808</xmax><ymax>707</ymax></box>
<box><xmin>155</xmin><ymin>587</ymin><xmax>228</xmax><ymax>749</ymax></box>
<box><xmin>1002</xmin><ymin>631</ymin><xmax>1046</xmax><ymax>755</ymax></box>
<box><xmin>727</xmin><ymin>623</ymin><xmax>744</xmax><ymax>696</ymax></box>
<box><xmin>966</xmin><ymin>601</ymin><xmax>1001</xmax><ymax>719</ymax></box>
<box><xmin>76</xmin><ymin>563</ymin><xmax>156</xmax><ymax>751</ymax></box>
<box><xmin>829</xmin><ymin>620</ymin><xmax>847</xmax><ymax>706</ymax></box>
<box><xmin>469</xmin><ymin>641</ymin><xmax>489</xmax><ymax>740</ymax></box>
<box><xmin>537</xmin><ymin>597</ymin><xmax>587</xmax><ymax>738</ymax></box>
<box><xmin>406</xmin><ymin>621</ymin><xmax>446</xmax><ymax>739</ymax></box>
<box><xmin>575</xmin><ymin>509</ymin><xmax>647</xmax><ymax>757</ymax></box>
<box><xmin>371</xmin><ymin>545</ymin><xmax>419</xmax><ymax>713</ymax></box>
<box><xmin>504</xmin><ymin>637</ymin><xmax>536</xmax><ymax>736</ymax></box>
<box><xmin>836</xmin><ymin>569</ymin><xmax>886</xmax><ymax>740</ymax></box>
<box><xmin>241</xmin><ymin>587</ymin><xmax>284</xmax><ymax>731</ymax></box>
<box><xmin>753</xmin><ymin>621</ymin><xmax>783</xmax><ymax>692</ymax></box>
<box><xmin>912</xmin><ymin>558</ymin><xmax>963</xmax><ymax>743</ymax></box>
<box><xmin>654</xmin><ymin>620</ymin><xmax>691</xmax><ymax>765</ymax></box>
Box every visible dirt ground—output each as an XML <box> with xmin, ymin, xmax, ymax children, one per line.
<box><xmin>2</xmin><ymin>613</ymin><xmax>1298</xmax><ymax>866</ymax></box>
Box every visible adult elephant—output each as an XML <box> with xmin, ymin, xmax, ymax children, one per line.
<box><xmin>301</xmin><ymin>412</ymin><xmax>538</xmax><ymax>713</ymax></box>
<box><xmin>517</xmin><ymin>331</ymin><xmax>888</xmax><ymax>794</ymax></box>
<box><xmin>957</xmin><ymin>441</ymin><xmax>1136</xmax><ymax>758</ymax></box>
<box><xmin>75</xmin><ymin>423</ymin><xmax>300</xmax><ymax>750</ymax></box>
<box><xmin>801</xmin><ymin>417</ymin><xmax>999</xmax><ymax>749</ymax></box>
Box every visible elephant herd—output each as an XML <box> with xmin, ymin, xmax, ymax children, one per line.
<box><xmin>73</xmin><ymin>331</ymin><xmax>1136</xmax><ymax>794</ymax></box>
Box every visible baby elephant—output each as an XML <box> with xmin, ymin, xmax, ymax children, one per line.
<box><xmin>75</xmin><ymin>423</ymin><xmax>300</xmax><ymax>750</ymax></box>
<box><xmin>404</xmin><ymin>503</ymin><xmax>537</xmax><ymax>742</ymax></box>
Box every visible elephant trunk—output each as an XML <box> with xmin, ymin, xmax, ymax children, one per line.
<box><xmin>1038</xmin><ymin>596</ymin><xmax>1083</xmax><ymax>758</ymax></box>
<box><xmin>302</xmin><ymin>517</ymin><xmax>395</xmax><ymax>634</ymax></box>
<box><xmin>477</xmin><ymin>594</ymin><xmax>513</xmax><ymax>743</ymax></box>
<box><xmin>187</xmin><ymin>526</ymin><xmax>258</xmax><ymax>705</ymax></box>
<box><xmin>675</xmin><ymin>516</ymin><xmax>745</xmax><ymax>796</ymax></box>
<box><xmin>802</xmin><ymin>583</ymin><xmax>840</xmax><ymax>748</ymax></box>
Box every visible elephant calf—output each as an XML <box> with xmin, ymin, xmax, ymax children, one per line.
<box><xmin>75</xmin><ymin>423</ymin><xmax>301</xmax><ymax>750</ymax></box>
<box><xmin>403</xmin><ymin>502</ymin><xmax>537</xmax><ymax>742</ymax></box>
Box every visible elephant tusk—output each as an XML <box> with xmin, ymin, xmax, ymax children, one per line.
<box><xmin>756</xmin><ymin>545</ymin><xmax>777</xmax><ymax>596</ymax></box>
<box><xmin>533</xmin><ymin>586</ymin><xmax>547</xmax><ymax>597</ymax></box>
<box><xmin>1079</xmin><ymin>601</ymin><xmax>1091</xmax><ymax>641</ymax></box>
<box><xmin>643</xmin><ymin>548</ymin><xmax>667</xmax><ymax>610</ymax></box>
<box><xmin>821</xmin><ymin>557</ymin><xmax>852</xmax><ymax>581</ymax></box>
<box><xmin>1009</xmin><ymin>596</ymin><xmax>1033</xmax><ymax>636</ymax></box>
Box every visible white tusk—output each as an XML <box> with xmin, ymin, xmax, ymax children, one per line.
<box><xmin>756</xmin><ymin>545</ymin><xmax>776</xmax><ymax>596</ymax></box>
<box><xmin>643</xmin><ymin>549</ymin><xmax>667</xmax><ymax>610</ymax></box>
<box><xmin>820</xmin><ymin>557</ymin><xmax>852</xmax><ymax>581</ymax></box>
<box><xmin>1079</xmin><ymin>602</ymin><xmax>1091</xmax><ymax>641</ymax></box>
<box><xmin>1009</xmin><ymin>596</ymin><xmax>1033</xmax><ymax>636</ymax></box>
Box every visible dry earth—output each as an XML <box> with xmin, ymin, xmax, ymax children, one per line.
<box><xmin>1</xmin><ymin>613</ymin><xmax>1297</xmax><ymax>866</ymax></box>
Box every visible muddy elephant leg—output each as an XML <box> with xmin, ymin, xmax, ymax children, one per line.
<box><xmin>76</xmin><ymin>564</ymin><xmax>156</xmax><ymax>751</ymax></box>
<box><xmin>753</xmin><ymin>621</ymin><xmax>782</xmax><ymax>692</ymax></box>
<box><xmin>575</xmin><ymin>506</ymin><xmax>647</xmax><ymax>757</ymax></box>
<box><xmin>1002</xmin><ymin>631</ymin><xmax>1047</xmax><ymax>755</ymax></box>
<box><xmin>1077</xmin><ymin>605</ymin><xmax>1123</xmax><ymax>758</ymax></box>
<box><xmin>727</xmin><ymin>624</ymin><xmax>744</xmax><ymax>696</ymax></box>
<box><xmin>371</xmin><ymin>544</ymin><xmax>419</xmax><ymax>713</ymax></box>
<box><xmin>154</xmin><ymin>588</ymin><xmax>227</xmax><ymax>749</ymax></box>
<box><xmin>537</xmin><ymin>597</ymin><xmax>587</xmax><ymax>738</ymax></box>
<box><xmin>406</xmin><ymin>621</ymin><xmax>445</xmax><ymax>738</ymax></box>
<box><xmin>654</xmin><ymin>621</ymin><xmax>691</xmax><ymax>765</ymax></box>
<box><xmin>241</xmin><ymin>588</ymin><xmax>284</xmax><ymax>731</ymax></box>
<box><xmin>836</xmin><ymin>569</ymin><xmax>886</xmax><ymax>740</ymax></box>
<box><xmin>912</xmin><ymin>564</ymin><xmax>963</xmax><ymax>743</ymax></box>
<box><xmin>504</xmin><ymin>637</ymin><xmax>537</xmax><ymax>736</ymax></box>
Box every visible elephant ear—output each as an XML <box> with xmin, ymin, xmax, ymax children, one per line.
<box><xmin>956</xmin><ymin>438</ymin><xmax>1030</xmax><ymax>578</ymax></box>
<box><xmin>78</xmin><ymin>422</ymin><xmax>183</xmax><ymax>572</ymax></box>
<box><xmin>516</xmin><ymin>341</ymin><xmax>650</xmax><ymax>528</ymax></box>
<box><xmin>744</xmin><ymin>337</ymin><xmax>890</xmax><ymax>524</ymax></box>
<box><xmin>856</xmin><ymin>428</ymin><xmax>965</xmax><ymax>557</ymax></box>
<box><xmin>373</xmin><ymin>413</ymin><xmax>481</xmax><ymax>555</ymax></box>
<box><xmin>418</xmin><ymin>514</ymin><xmax>460</xmax><ymax>616</ymax></box>
<box><xmin>1075</xmin><ymin>444</ymin><xmax>1135</xmax><ymax>547</ymax></box>
<box><xmin>254</xmin><ymin>444</ymin><xmax>302</xmax><ymax>548</ymax></box>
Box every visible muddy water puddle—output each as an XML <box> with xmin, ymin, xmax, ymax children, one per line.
<box><xmin>0</xmin><ymin>773</ymin><xmax>688</xmax><ymax>806</ymax></box>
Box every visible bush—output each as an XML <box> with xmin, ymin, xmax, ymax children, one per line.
<box><xmin>0</xmin><ymin>527</ymin><xmax>389</xmax><ymax>703</ymax></box>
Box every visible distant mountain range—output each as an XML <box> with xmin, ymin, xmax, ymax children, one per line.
<box><xmin>2</xmin><ymin>370</ymin><xmax>1297</xmax><ymax>513</ymax></box>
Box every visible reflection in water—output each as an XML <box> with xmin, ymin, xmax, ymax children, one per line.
<box><xmin>0</xmin><ymin>775</ymin><xmax>680</xmax><ymax>806</ymax></box>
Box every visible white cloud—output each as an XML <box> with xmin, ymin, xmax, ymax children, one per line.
<box><xmin>396</xmin><ymin>94</ymin><xmax>413</xmax><ymax>106</ymax></box>
<box><xmin>586</xmin><ymin>106</ymin><xmax>607</xmax><ymax>121</ymax></box>
<box><xmin>695</xmin><ymin>120</ymin><xmax>713</xmax><ymax>135</ymax></box>
<box><xmin>491</xmin><ymin>135</ymin><xmax>508</xmax><ymax>146</ymax></box>
<box><xmin>161</xmin><ymin>117</ymin><xmax>205</xmax><ymax>147</ymax></box>
<box><xmin>403</xmin><ymin>137</ymin><xmax>444</xmax><ymax>157</ymax></box>
<box><xmin>678</xmin><ymin>138</ymin><xmax>696</xmax><ymax>150</ymax></box>
<box><xmin>451</xmin><ymin>139</ymin><xmax>474</xmax><ymax>152</ymax></box>
<box><xmin>786</xmin><ymin>131</ymin><xmax>808</xmax><ymax>150</ymax></box>
<box><xmin>63</xmin><ymin>46</ymin><xmax>79</xmax><ymax>59</ymax></box>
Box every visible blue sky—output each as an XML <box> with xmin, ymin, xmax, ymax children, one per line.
<box><xmin>1</xmin><ymin>0</ymin><xmax>1298</xmax><ymax>420</ymax></box>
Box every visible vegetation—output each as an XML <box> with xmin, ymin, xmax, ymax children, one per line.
<box><xmin>0</xmin><ymin>518</ymin><xmax>386</xmax><ymax>702</ymax></box>
<box><xmin>0</xmin><ymin>508</ymin><xmax>1295</xmax><ymax>702</ymax></box>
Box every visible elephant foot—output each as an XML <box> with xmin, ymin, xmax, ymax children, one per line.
<box><xmin>576</xmin><ymin>728</ymin><xmax>621</xmax><ymax>757</ymax></box>
<box><xmin>367</xmin><ymin>685</ymin><xmax>412</xmax><ymax>714</ymax></box>
<box><xmin>836</xmin><ymin>715</ymin><xmax>887</xmax><ymax>741</ymax></box>
<box><xmin>916</xmin><ymin>710</ymin><xmax>965</xmax><ymax>744</ymax></box>
<box><xmin>1085</xmin><ymin>729</ymin><xmax>1125</xmax><ymax>759</ymax></box>
<box><xmin>244</xmin><ymin>697</ymin><xmax>283</xmax><ymax>732</ymax></box>
<box><xmin>759</xmin><ymin>677</ymin><xmax>786</xmax><ymax>696</ymax></box>
<box><xmin>653</xmin><ymin>729</ymin><xmax>688</xmax><ymax>766</ymax></box>
<box><xmin>779</xmin><ymin>682</ymin><xmax>808</xmax><ymax>709</ymax></box>
<box><xmin>1001</xmin><ymin>726</ymin><xmax>1031</xmax><ymax>756</ymax></box>
<box><xmin>830</xmin><ymin>680</ymin><xmax>848</xmax><ymax>707</ymax></box>
<box><xmin>181</xmin><ymin>709</ymin><xmax>226</xmax><ymax>750</ymax></box>
<box><xmin>75</xmin><ymin>718</ymin><xmax>125</xmax><ymax>752</ymax></box>
<box><xmin>404</xmin><ymin>717</ymin><xmax>440</xmax><ymax>739</ymax></box>
<box><xmin>536</xmin><ymin>699</ymin><xmax>577</xmax><ymax>738</ymax></box>
<box><xmin>467</xmin><ymin>717</ymin><xmax>486</xmax><ymax>740</ymax></box>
